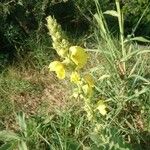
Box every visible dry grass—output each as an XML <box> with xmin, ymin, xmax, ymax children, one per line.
<box><xmin>0</xmin><ymin>66</ymin><xmax>72</xmax><ymax>130</ymax></box>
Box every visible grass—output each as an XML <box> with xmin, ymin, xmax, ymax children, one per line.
<box><xmin>0</xmin><ymin>66</ymin><xmax>88</xmax><ymax>149</ymax></box>
<box><xmin>0</xmin><ymin>0</ymin><xmax>150</xmax><ymax>150</ymax></box>
<box><xmin>90</xmin><ymin>0</ymin><xmax>150</xmax><ymax>149</ymax></box>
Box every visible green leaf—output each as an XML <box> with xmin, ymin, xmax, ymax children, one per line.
<box><xmin>18</xmin><ymin>141</ymin><xmax>28</xmax><ymax>150</ymax></box>
<box><xmin>136</xmin><ymin>50</ymin><xmax>150</xmax><ymax>55</ymax></box>
<box><xmin>0</xmin><ymin>142</ymin><xmax>14</xmax><ymax>150</ymax></box>
<box><xmin>16</xmin><ymin>112</ymin><xmax>27</xmax><ymax>137</ymax></box>
<box><xmin>66</xmin><ymin>139</ymin><xmax>80</xmax><ymax>150</ymax></box>
<box><xmin>94</xmin><ymin>13</ymin><xmax>107</xmax><ymax>35</ymax></box>
<box><xmin>128</xmin><ymin>75</ymin><xmax>150</xmax><ymax>84</ymax></box>
<box><xmin>121</xmin><ymin>50</ymin><xmax>150</xmax><ymax>61</ymax></box>
<box><xmin>124</xmin><ymin>37</ymin><xmax>150</xmax><ymax>43</ymax></box>
<box><xmin>103</xmin><ymin>10</ymin><xmax>118</xmax><ymax>17</ymax></box>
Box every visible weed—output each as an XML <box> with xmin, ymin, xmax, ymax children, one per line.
<box><xmin>0</xmin><ymin>0</ymin><xmax>150</xmax><ymax>150</ymax></box>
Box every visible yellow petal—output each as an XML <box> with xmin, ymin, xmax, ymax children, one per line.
<box><xmin>48</xmin><ymin>61</ymin><xmax>65</xmax><ymax>79</ymax></box>
<box><xmin>83</xmin><ymin>74</ymin><xmax>94</xmax><ymax>87</ymax></box>
<box><xmin>69</xmin><ymin>46</ymin><xmax>88</xmax><ymax>69</ymax></box>
<box><xmin>96</xmin><ymin>101</ymin><xmax>107</xmax><ymax>116</ymax></box>
<box><xmin>70</xmin><ymin>71</ymin><xmax>80</xmax><ymax>84</ymax></box>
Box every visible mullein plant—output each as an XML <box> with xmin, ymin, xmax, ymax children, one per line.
<box><xmin>46</xmin><ymin>16</ymin><xmax>107</xmax><ymax>121</ymax></box>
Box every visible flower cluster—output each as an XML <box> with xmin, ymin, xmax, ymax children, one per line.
<box><xmin>47</xmin><ymin>16</ymin><xmax>88</xmax><ymax>80</ymax></box>
<box><xmin>46</xmin><ymin>16</ymin><xmax>70</xmax><ymax>58</ymax></box>
<box><xmin>46</xmin><ymin>16</ymin><xmax>107</xmax><ymax>119</ymax></box>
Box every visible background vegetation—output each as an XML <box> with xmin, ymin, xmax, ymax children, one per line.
<box><xmin>1</xmin><ymin>0</ymin><xmax>150</xmax><ymax>69</ymax></box>
<box><xmin>0</xmin><ymin>0</ymin><xmax>150</xmax><ymax>149</ymax></box>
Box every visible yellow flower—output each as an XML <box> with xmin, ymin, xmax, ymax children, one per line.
<box><xmin>83</xmin><ymin>74</ymin><xmax>94</xmax><ymax>87</ymax></box>
<box><xmin>70</xmin><ymin>71</ymin><xmax>80</xmax><ymax>84</ymax></box>
<box><xmin>96</xmin><ymin>101</ymin><xmax>107</xmax><ymax>116</ymax></box>
<box><xmin>69</xmin><ymin>46</ymin><xmax>88</xmax><ymax>69</ymax></box>
<box><xmin>46</xmin><ymin>16</ymin><xmax>70</xmax><ymax>58</ymax></box>
<box><xmin>82</xmin><ymin>84</ymin><xmax>93</xmax><ymax>97</ymax></box>
<box><xmin>48</xmin><ymin>61</ymin><xmax>65</xmax><ymax>79</ymax></box>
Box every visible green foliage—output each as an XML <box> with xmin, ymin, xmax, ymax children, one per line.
<box><xmin>0</xmin><ymin>110</ymin><xmax>88</xmax><ymax>150</ymax></box>
<box><xmin>0</xmin><ymin>112</ymin><xmax>28</xmax><ymax>150</ymax></box>
<box><xmin>74</xmin><ymin>0</ymin><xmax>150</xmax><ymax>36</ymax></box>
<box><xmin>123</xmin><ymin>0</ymin><xmax>150</xmax><ymax>22</ymax></box>
<box><xmin>0</xmin><ymin>0</ymin><xmax>54</xmax><ymax>69</ymax></box>
<box><xmin>122</xmin><ymin>0</ymin><xmax>150</xmax><ymax>35</ymax></box>
<box><xmin>1</xmin><ymin>0</ymin><xmax>150</xmax><ymax>70</ymax></box>
<box><xmin>90</xmin><ymin>127</ymin><xmax>132</xmax><ymax>150</ymax></box>
<box><xmin>0</xmin><ymin>70</ymin><xmax>43</xmax><ymax>131</ymax></box>
<box><xmin>92</xmin><ymin>0</ymin><xmax>150</xmax><ymax>149</ymax></box>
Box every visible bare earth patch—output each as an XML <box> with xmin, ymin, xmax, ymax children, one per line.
<box><xmin>9</xmin><ymin>68</ymin><xmax>71</xmax><ymax>116</ymax></box>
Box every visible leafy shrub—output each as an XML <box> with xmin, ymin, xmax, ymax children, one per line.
<box><xmin>122</xmin><ymin>0</ymin><xmax>150</xmax><ymax>36</ymax></box>
<box><xmin>74</xmin><ymin>0</ymin><xmax>150</xmax><ymax>36</ymax></box>
<box><xmin>0</xmin><ymin>0</ymin><xmax>150</xmax><ymax>69</ymax></box>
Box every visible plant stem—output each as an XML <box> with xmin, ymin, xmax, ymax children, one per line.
<box><xmin>115</xmin><ymin>0</ymin><xmax>126</xmax><ymax>73</ymax></box>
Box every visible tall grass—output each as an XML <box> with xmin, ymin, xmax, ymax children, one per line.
<box><xmin>91</xmin><ymin>0</ymin><xmax>150</xmax><ymax>149</ymax></box>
